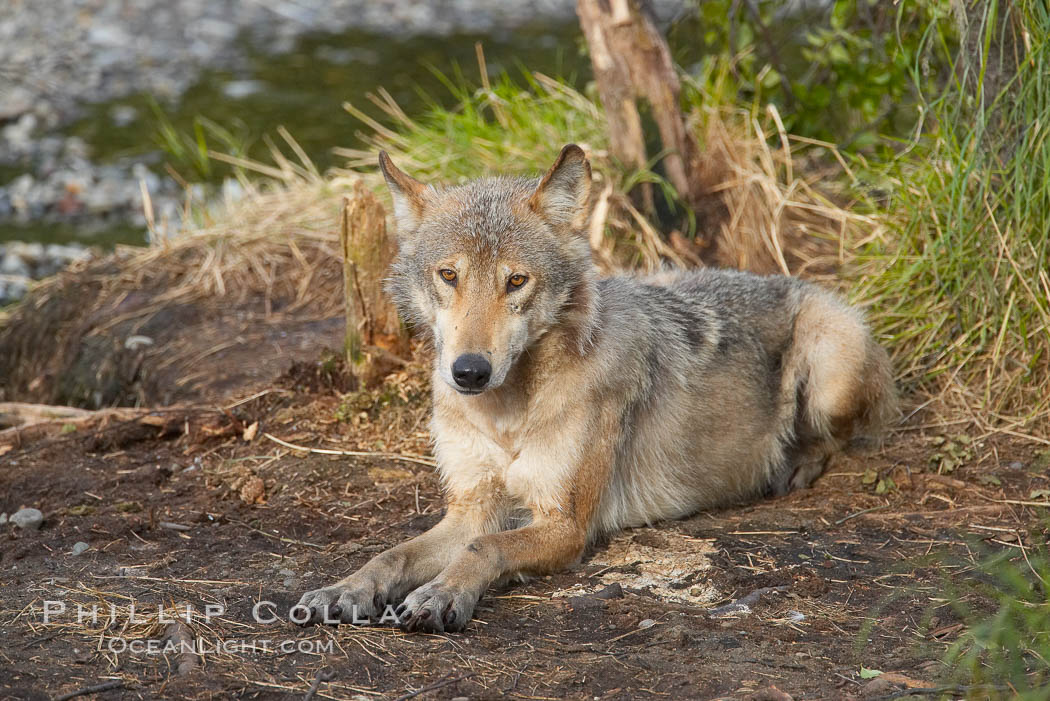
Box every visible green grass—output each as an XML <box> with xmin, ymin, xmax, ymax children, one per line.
<box><xmin>936</xmin><ymin>538</ymin><xmax>1050</xmax><ymax>699</ymax></box>
<box><xmin>331</xmin><ymin>64</ymin><xmax>686</xmax><ymax>218</ymax></box>
<box><xmin>852</xmin><ymin>0</ymin><xmax>1050</xmax><ymax>428</ymax></box>
<box><xmin>334</xmin><ymin>68</ymin><xmax>610</xmax><ymax>181</ymax></box>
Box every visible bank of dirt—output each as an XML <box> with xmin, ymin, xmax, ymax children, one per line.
<box><xmin>2</xmin><ymin>327</ymin><xmax>1048</xmax><ymax>700</ymax></box>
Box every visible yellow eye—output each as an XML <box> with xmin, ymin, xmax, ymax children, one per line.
<box><xmin>508</xmin><ymin>274</ymin><xmax>528</xmax><ymax>290</ymax></box>
<box><xmin>439</xmin><ymin>269</ymin><xmax>457</xmax><ymax>284</ymax></box>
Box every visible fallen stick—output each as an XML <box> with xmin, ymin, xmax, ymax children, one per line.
<box><xmin>54</xmin><ymin>680</ymin><xmax>125</xmax><ymax>701</ymax></box>
<box><xmin>706</xmin><ymin>586</ymin><xmax>788</xmax><ymax>618</ymax></box>
<box><xmin>393</xmin><ymin>673</ymin><xmax>475</xmax><ymax>701</ymax></box>
<box><xmin>0</xmin><ymin>402</ymin><xmax>94</xmax><ymax>428</ymax></box>
<box><xmin>262</xmin><ymin>432</ymin><xmax>436</xmax><ymax>468</ymax></box>
<box><xmin>302</xmin><ymin>669</ymin><xmax>334</xmax><ymax>701</ymax></box>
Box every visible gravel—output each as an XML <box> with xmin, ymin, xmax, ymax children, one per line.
<box><xmin>0</xmin><ymin>0</ymin><xmax>602</xmax><ymax>133</ymax></box>
<box><xmin>0</xmin><ymin>241</ymin><xmax>92</xmax><ymax>305</ymax></box>
<box><xmin>0</xmin><ymin>0</ymin><xmax>687</xmax><ymax>306</ymax></box>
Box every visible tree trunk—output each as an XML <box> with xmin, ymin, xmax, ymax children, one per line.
<box><xmin>576</xmin><ymin>0</ymin><xmax>702</xmax><ymax>209</ymax></box>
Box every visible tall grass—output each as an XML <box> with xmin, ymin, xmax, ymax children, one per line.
<box><xmin>937</xmin><ymin>537</ymin><xmax>1050</xmax><ymax>699</ymax></box>
<box><xmin>332</xmin><ymin>67</ymin><xmax>613</xmax><ymax>185</ymax></box>
<box><xmin>854</xmin><ymin>0</ymin><xmax>1050</xmax><ymax>430</ymax></box>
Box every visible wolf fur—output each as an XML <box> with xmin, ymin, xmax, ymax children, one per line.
<box><xmin>297</xmin><ymin>145</ymin><xmax>895</xmax><ymax>632</ymax></box>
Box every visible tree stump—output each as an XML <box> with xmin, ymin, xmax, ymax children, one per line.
<box><xmin>339</xmin><ymin>183</ymin><xmax>410</xmax><ymax>384</ymax></box>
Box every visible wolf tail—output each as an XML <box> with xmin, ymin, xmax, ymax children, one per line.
<box><xmin>773</xmin><ymin>288</ymin><xmax>897</xmax><ymax>495</ymax></box>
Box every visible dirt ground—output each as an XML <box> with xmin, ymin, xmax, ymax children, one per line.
<box><xmin>3</xmin><ymin>327</ymin><xmax>1049</xmax><ymax>700</ymax></box>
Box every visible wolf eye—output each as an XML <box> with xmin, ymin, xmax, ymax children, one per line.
<box><xmin>507</xmin><ymin>274</ymin><xmax>528</xmax><ymax>291</ymax></box>
<box><xmin>439</xmin><ymin>269</ymin><xmax>457</xmax><ymax>284</ymax></box>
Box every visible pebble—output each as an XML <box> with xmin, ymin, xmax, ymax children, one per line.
<box><xmin>0</xmin><ymin>0</ymin><xmax>688</xmax><ymax>306</ymax></box>
<box><xmin>11</xmin><ymin>507</ymin><xmax>44</xmax><ymax>531</ymax></box>
<box><xmin>0</xmin><ymin>241</ymin><xmax>91</xmax><ymax>305</ymax></box>
<box><xmin>72</xmin><ymin>541</ymin><xmax>91</xmax><ymax>556</ymax></box>
<box><xmin>859</xmin><ymin>677</ymin><xmax>899</xmax><ymax>698</ymax></box>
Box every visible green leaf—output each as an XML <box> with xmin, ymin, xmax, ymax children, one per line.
<box><xmin>860</xmin><ymin>667</ymin><xmax>883</xmax><ymax>679</ymax></box>
<box><xmin>761</xmin><ymin>68</ymin><xmax>781</xmax><ymax>90</ymax></box>
<box><xmin>875</xmin><ymin>477</ymin><xmax>896</xmax><ymax>495</ymax></box>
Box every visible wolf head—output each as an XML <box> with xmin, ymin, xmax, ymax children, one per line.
<box><xmin>381</xmin><ymin>145</ymin><xmax>597</xmax><ymax>395</ymax></box>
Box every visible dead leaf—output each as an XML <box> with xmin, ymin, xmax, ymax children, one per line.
<box><xmin>238</xmin><ymin>476</ymin><xmax>265</xmax><ymax>505</ymax></box>
<box><xmin>367</xmin><ymin>466</ymin><xmax>414</xmax><ymax>483</ymax></box>
<box><xmin>880</xmin><ymin>672</ymin><xmax>936</xmax><ymax>689</ymax></box>
<box><xmin>242</xmin><ymin>421</ymin><xmax>259</xmax><ymax>442</ymax></box>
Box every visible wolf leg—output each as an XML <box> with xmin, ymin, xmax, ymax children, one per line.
<box><xmin>398</xmin><ymin>415</ymin><xmax>614</xmax><ymax>633</ymax></box>
<box><xmin>296</xmin><ymin>491</ymin><xmax>505</xmax><ymax>625</ymax></box>
<box><xmin>398</xmin><ymin>516</ymin><xmax>588</xmax><ymax>633</ymax></box>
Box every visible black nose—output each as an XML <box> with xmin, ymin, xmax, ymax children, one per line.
<box><xmin>452</xmin><ymin>354</ymin><xmax>491</xmax><ymax>390</ymax></box>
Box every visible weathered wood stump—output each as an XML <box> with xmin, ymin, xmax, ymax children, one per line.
<box><xmin>338</xmin><ymin>182</ymin><xmax>410</xmax><ymax>386</ymax></box>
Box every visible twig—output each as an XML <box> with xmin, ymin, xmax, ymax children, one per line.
<box><xmin>262</xmin><ymin>432</ymin><xmax>436</xmax><ymax>467</ymax></box>
<box><xmin>226</xmin><ymin>517</ymin><xmax>323</xmax><ymax>550</ymax></box>
<box><xmin>875</xmin><ymin>685</ymin><xmax>1007</xmax><ymax>700</ymax></box>
<box><xmin>835</xmin><ymin>505</ymin><xmax>888</xmax><ymax>525</ymax></box>
<box><xmin>393</xmin><ymin>673</ymin><xmax>475</xmax><ymax>701</ymax></box>
<box><xmin>54</xmin><ymin>680</ymin><xmax>125</xmax><ymax>701</ymax></box>
<box><xmin>706</xmin><ymin>586</ymin><xmax>788</xmax><ymax>617</ymax></box>
<box><xmin>302</xmin><ymin>669</ymin><xmax>333</xmax><ymax>701</ymax></box>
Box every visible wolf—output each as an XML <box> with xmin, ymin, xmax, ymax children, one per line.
<box><xmin>297</xmin><ymin>145</ymin><xmax>895</xmax><ymax>632</ymax></box>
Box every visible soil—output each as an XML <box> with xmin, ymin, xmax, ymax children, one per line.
<box><xmin>3</xmin><ymin>307</ymin><xmax>1049</xmax><ymax>700</ymax></box>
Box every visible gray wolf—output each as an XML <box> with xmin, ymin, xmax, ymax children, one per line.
<box><xmin>297</xmin><ymin>145</ymin><xmax>895</xmax><ymax>632</ymax></box>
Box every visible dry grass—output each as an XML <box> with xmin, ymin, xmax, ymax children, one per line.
<box><xmin>327</xmin><ymin>59</ymin><xmax>873</xmax><ymax>280</ymax></box>
<box><xmin>689</xmin><ymin>103</ymin><xmax>884</xmax><ymax>281</ymax></box>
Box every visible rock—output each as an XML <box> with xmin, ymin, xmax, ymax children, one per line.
<box><xmin>860</xmin><ymin>677</ymin><xmax>900</xmax><ymax>698</ymax></box>
<box><xmin>11</xmin><ymin>508</ymin><xmax>44</xmax><ymax>531</ymax></box>
<box><xmin>593</xmin><ymin>582</ymin><xmax>624</xmax><ymax>599</ymax></box>
<box><xmin>222</xmin><ymin>79</ymin><xmax>265</xmax><ymax>99</ymax></box>
<box><xmin>746</xmin><ymin>686</ymin><xmax>794</xmax><ymax>701</ymax></box>
<box><xmin>0</xmin><ymin>252</ymin><xmax>30</xmax><ymax>278</ymax></box>
<box><xmin>0</xmin><ymin>513</ymin><xmax>7</xmax><ymax>524</ymax></box>
<box><xmin>109</xmin><ymin>105</ymin><xmax>138</xmax><ymax>127</ymax></box>
<box><xmin>72</xmin><ymin>541</ymin><xmax>91</xmax><ymax>555</ymax></box>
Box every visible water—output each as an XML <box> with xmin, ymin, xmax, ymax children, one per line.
<box><xmin>70</xmin><ymin>23</ymin><xmax>588</xmax><ymax>201</ymax></box>
<box><xmin>0</xmin><ymin>23</ymin><xmax>587</xmax><ymax>249</ymax></box>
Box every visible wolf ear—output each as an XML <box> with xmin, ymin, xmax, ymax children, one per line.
<box><xmin>528</xmin><ymin>144</ymin><xmax>591</xmax><ymax>229</ymax></box>
<box><xmin>378</xmin><ymin>151</ymin><xmax>430</xmax><ymax>234</ymax></box>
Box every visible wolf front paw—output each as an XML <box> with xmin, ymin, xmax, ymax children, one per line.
<box><xmin>396</xmin><ymin>581</ymin><xmax>478</xmax><ymax>633</ymax></box>
<box><xmin>295</xmin><ymin>581</ymin><xmax>387</xmax><ymax>625</ymax></box>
